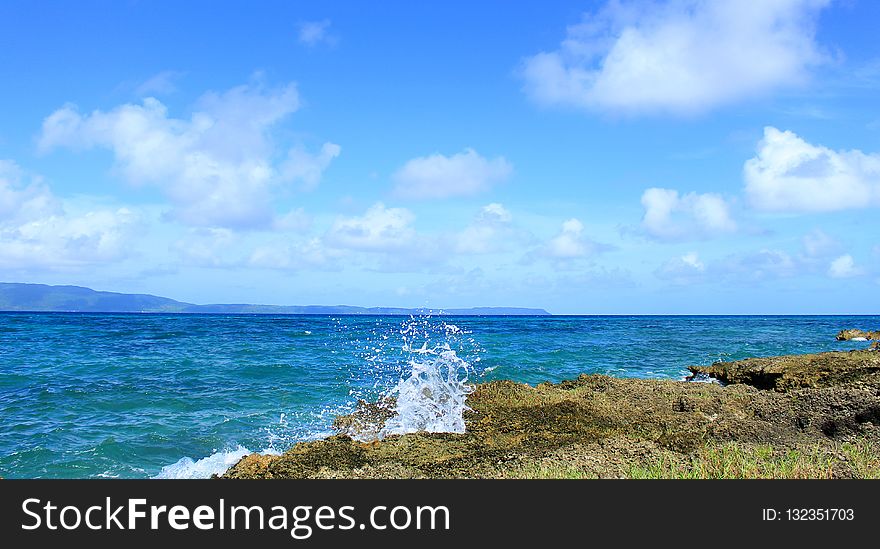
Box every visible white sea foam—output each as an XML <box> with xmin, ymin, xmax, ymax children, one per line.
<box><xmin>154</xmin><ymin>445</ymin><xmax>282</xmax><ymax>479</ymax></box>
<box><xmin>337</xmin><ymin>316</ymin><xmax>483</xmax><ymax>441</ymax></box>
<box><xmin>852</xmin><ymin>337</ymin><xmax>868</xmax><ymax>341</ymax></box>
<box><xmin>685</xmin><ymin>372</ymin><xmax>721</xmax><ymax>384</ymax></box>
<box><xmin>380</xmin><ymin>343</ymin><xmax>474</xmax><ymax>436</ymax></box>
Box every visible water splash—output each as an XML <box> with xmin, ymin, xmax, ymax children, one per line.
<box><xmin>154</xmin><ymin>446</ymin><xmax>252</xmax><ymax>479</ymax></box>
<box><xmin>342</xmin><ymin>315</ymin><xmax>482</xmax><ymax>439</ymax></box>
<box><xmin>380</xmin><ymin>343</ymin><xmax>474</xmax><ymax>436</ymax></box>
<box><xmin>154</xmin><ymin>445</ymin><xmax>283</xmax><ymax>479</ymax></box>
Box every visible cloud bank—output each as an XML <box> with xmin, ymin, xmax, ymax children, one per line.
<box><xmin>744</xmin><ymin>127</ymin><xmax>880</xmax><ymax>212</ymax></box>
<box><xmin>39</xmin><ymin>80</ymin><xmax>339</xmax><ymax>229</ymax></box>
<box><xmin>522</xmin><ymin>0</ymin><xmax>830</xmax><ymax>114</ymax></box>
<box><xmin>392</xmin><ymin>149</ymin><xmax>512</xmax><ymax>199</ymax></box>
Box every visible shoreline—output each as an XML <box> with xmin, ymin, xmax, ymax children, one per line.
<box><xmin>223</xmin><ymin>344</ymin><xmax>880</xmax><ymax>479</ymax></box>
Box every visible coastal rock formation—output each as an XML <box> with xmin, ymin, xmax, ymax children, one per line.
<box><xmin>836</xmin><ymin>329</ymin><xmax>880</xmax><ymax>341</ymax></box>
<box><xmin>223</xmin><ymin>350</ymin><xmax>880</xmax><ymax>479</ymax></box>
<box><xmin>687</xmin><ymin>350</ymin><xmax>880</xmax><ymax>391</ymax></box>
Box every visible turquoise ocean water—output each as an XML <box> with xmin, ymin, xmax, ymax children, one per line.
<box><xmin>1</xmin><ymin>313</ymin><xmax>877</xmax><ymax>478</ymax></box>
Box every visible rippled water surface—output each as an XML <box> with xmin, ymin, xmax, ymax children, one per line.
<box><xmin>1</xmin><ymin>313</ymin><xmax>876</xmax><ymax>478</ymax></box>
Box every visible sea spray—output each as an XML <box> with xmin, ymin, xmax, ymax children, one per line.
<box><xmin>154</xmin><ymin>446</ymin><xmax>253</xmax><ymax>479</ymax></box>
<box><xmin>341</xmin><ymin>315</ymin><xmax>483</xmax><ymax>440</ymax></box>
<box><xmin>380</xmin><ymin>344</ymin><xmax>474</xmax><ymax>436</ymax></box>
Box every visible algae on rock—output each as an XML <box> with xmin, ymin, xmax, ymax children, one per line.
<box><xmin>223</xmin><ymin>350</ymin><xmax>880</xmax><ymax>479</ymax></box>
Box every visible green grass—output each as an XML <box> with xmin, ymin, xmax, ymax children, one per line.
<box><xmin>496</xmin><ymin>463</ymin><xmax>600</xmax><ymax>479</ymax></box>
<box><xmin>839</xmin><ymin>439</ymin><xmax>880</xmax><ymax>479</ymax></box>
<box><xmin>494</xmin><ymin>439</ymin><xmax>880</xmax><ymax>479</ymax></box>
<box><xmin>628</xmin><ymin>440</ymin><xmax>880</xmax><ymax>479</ymax></box>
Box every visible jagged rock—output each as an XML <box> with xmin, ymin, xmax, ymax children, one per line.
<box><xmin>332</xmin><ymin>398</ymin><xmax>396</xmax><ymax>441</ymax></box>
<box><xmin>688</xmin><ymin>350</ymin><xmax>880</xmax><ymax>391</ymax></box>
<box><xmin>223</xmin><ymin>350</ymin><xmax>880</xmax><ymax>479</ymax></box>
<box><xmin>836</xmin><ymin>329</ymin><xmax>880</xmax><ymax>341</ymax></box>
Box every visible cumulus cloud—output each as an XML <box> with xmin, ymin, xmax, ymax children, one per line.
<box><xmin>325</xmin><ymin>202</ymin><xmax>416</xmax><ymax>252</ymax></box>
<box><xmin>38</xmin><ymin>80</ymin><xmax>339</xmax><ymax>229</ymax></box>
<box><xmin>545</xmin><ymin>219</ymin><xmax>594</xmax><ymax>258</ymax></box>
<box><xmin>298</xmin><ymin>20</ymin><xmax>335</xmax><ymax>47</ymax></box>
<box><xmin>251</xmin><ymin>203</ymin><xmax>528</xmax><ymax>274</ymax></box>
<box><xmin>655</xmin><ymin>251</ymin><xmax>707</xmax><ymax>284</ymax></box>
<box><xmin>828</xmin><ymin>254</ymin><xmax>863</xmax><ymax>278</ymax></box>
<box><xmin>641</xmin><ymin>187</ymin><xmax>736</xmax><ymax>240</ymax></box>
<box><xmin>0</xmin><ymin>160</ymin><xmax>139</xmax><ymax>270</ymax></box>
<box><xmin>521</xmin><ymin>0</ymin><xmax>829</xmax><ymax>114</ymax></box>
<box><xmin>744</xmin><ymin>127</ymin><xmax>880</xmax><ymax>212</ymax></box>
<box><xmin>0</xmin><ymin>160</ymin><xmax>60</xmax><ymax>221</ymax></box>
<box><xmin>392</xmin><ymin>148</ymin><xmax>512</xmax><ymax>199</ymax></box>
<box><xmin>525</xmin><ymin>217</ymin><xmax>609</xmax><ymax>265</ymax></box>
<box><xmin>454</xmin><ymin>203</ymin><xmax>517</xmax><ymax>254</ymax></box>
<box><xmin>658</xmin><ymin>239</ymin><xmax>869</xmax><ymax>286</ymax></box>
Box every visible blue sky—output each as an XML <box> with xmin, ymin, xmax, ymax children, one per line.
<box><xmin>1</xmin><ymin>0</ymin><xmax>879</xmax><ymax>314</ymax></box>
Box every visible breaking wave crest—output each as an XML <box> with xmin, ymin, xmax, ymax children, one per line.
<box><xmin>153</xmin><ymin>446</ymin><xmax>252</xmax><ymax>479</ymax></box>
<box><xmin>154</xmin><ymin>446</ymin><xmax>281</xmax><ymax>479</ymax></box>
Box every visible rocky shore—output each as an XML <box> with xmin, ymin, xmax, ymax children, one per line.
<box><xmin>836</xmin><ymin>329</ymin><xmax>880</xmax><ymax>341</ymax></box>
<box><xmin>224</xmin><ymin>342</ymin><xmax>880</xmax><ymax>479</ymax></box>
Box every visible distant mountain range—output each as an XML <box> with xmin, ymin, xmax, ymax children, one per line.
<box><xmin>0</xmin><ymin>283</ymin><xmax>551</xmax><ymax>315</ymax></box>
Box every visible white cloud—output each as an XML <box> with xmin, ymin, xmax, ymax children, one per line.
<box><xmin>655</xmin><ymin>251</ymin><xmax>706</xmax><ymax>284</ymax></box>
<box><xmin>281</xmin><ymin>142</ymin><xmax>341</xmax><ymax>190</ymax></box>
<box><xmin>828</xmin><ymin>254</ymin><xmax>863</xmax><ymax>278</ymax></box>
<box><xmin>521</xmin><ymin>0</ymin><xmax>829</xmax><ymax>114</ymax></box>
<box><xmin>454</xmin><ymin>203</ymin><xmax>515</xmax><ymax>254</ymax></box>
<box><xmin>2</xmin><ymin>208</ymin><xmax>139</xmax><ymax>269</ymax></box>
<box><xmin>716</xmin><ymin>249</ymin><xmax>798</xmax><ymax>282</ymax></box>
<box><xmin>298</xmin><ymin>20</ymin><xmax>335</xmax><ymax>47</ymax></box>
<box><xmin>658</xmin><ymin>239</ymin><xmax>871</xmax><ymax>285</ymax></box>
<box><xmin>0</xmin><ymin>160</ymin><xmax>61</xmax><ymax>222</ymax></box>
<box><xmin>249</xmin><ymin>238</ymin><xmax>339</xmax><ymax>271</ymax></box>
<box><xmin>38</xmin><ymin>80</ymin><xmax>339</xmax><ymax>229</ymax></box>
<box><xmin>801</xmin><ymin>229</ymin><xmax>839</xmax><ymax>258</ymax></box>
<box><xmin>173</xmin><ymin>228</ymin><xmax>238</xmax><ymax>267</ymax></box>
<box><xmin>392</xmin><ymin>148</ymin><xmax>512</xmax><ymax>199</ymax></box>
<box><xmin>325</xmin><ymin>202</ymin><xmax>416</xmax><ymax>251</ymax></box>
<box><xmin>680</xmin><ymin>252</ymin><xmax>705</xmax><ymax>271</ymax></box>
<box><xmin>0</xmin><ymin>160</ymin><xmax>139</xmax><ymax>270</ymax></box>
<box><xmin>744</xmin><ymin>126</ymin><xmax>880</xmax><ymax>212</ymax></box>
<box><xmin>641</xmin><ymin>187</ymin><xmax>736</xmax><ymax>240</ymax></box>
<box><xmin>658</xmin><ymin>248</ymin><xmax>802</xmax><ymax>285</ymax></box>
<box><xmin>477</xmin><ymin>202</ymin><xmax>512</xmax><ymax>224</ymax></box>
<box><xmin>527</xmin><ymin>217</ymin><xmax>608</xmax><ymax>264</ymax></box>
<box><xmin>272</xmin><ymin>208</ymin><xmax>312</xmax><ymax>232</ymax></box>
<box><xmin>545</xmin><ymin>219</ymin><xmax>592</xmax><ymax>258</ymax></box>
<box><xmin>134</xmin><ymin>70</ymin><xmax>184</xmax><ymax>97</ymax></box>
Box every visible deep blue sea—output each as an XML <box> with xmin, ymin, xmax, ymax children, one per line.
<box><xmin>1</xmin><ymin>313</ymin><xmax>877</xmax><ymax>479</ymax></box>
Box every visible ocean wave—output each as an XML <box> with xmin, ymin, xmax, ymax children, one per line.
<box><xmin>154</xmin><ymin>446</ymin><xmax>281</xmax><ymax>479</ymax></box>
